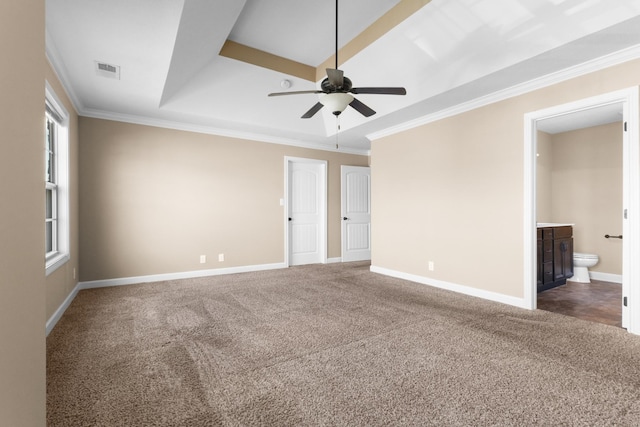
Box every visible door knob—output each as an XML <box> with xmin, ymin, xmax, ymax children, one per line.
<box><xmin>288</xmin><ymin>217</ymin><xmax>292</xmax><ymax>221</ymax></box>
<box><xmin>343</xmin><ymin>217</ymin><xmax>349</xmax><ymax>220</ymax></box>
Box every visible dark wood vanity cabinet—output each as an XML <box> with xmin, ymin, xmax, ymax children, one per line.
<box><xmin>537</xmin><ymin>228</ymin><xmax>553</xmax><ymax>288</ymax></box>
<box><xmin>537</xmin><ymin>225</ymin><xmax>573</xmax><ymax>292</ymax></box>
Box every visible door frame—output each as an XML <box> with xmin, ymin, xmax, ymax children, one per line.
<box><xmin>523</xmin><ymin>86</ymin><xmax>640</xmax><ymax>335</ymax></box>
<box><xmin>284</xmin><ymin>157</ymin><xmax>328</xmax><ymax>267</ymax></box>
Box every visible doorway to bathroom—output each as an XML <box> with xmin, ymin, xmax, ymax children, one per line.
<box><xmin>536</xmin><ymin>112</ymin><xmax>622</xmax><ymax>328</ymax></box>
<box><xmin>523</xmin><ymin>87</ymin><xmax>640</xmax><ymax>335</ymax></box>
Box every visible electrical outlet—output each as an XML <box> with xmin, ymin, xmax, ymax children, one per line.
<box><xmin>428</xmin><ymin>261</ymin><xmax>434</xmax><ymax>271</ymax></box>
<box><xmin>200</xmin><ymin>255</ymin><xmax>206</xmax><ymax>264</ymax></box>
<box><xmin>218</xmin><ymin>253</ymin><xmax>225</xmax><ymax>262</ymax></box>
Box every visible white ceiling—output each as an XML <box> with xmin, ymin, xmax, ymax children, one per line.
<box><xmin>45</xmin><ymin>0</ymin><xmax>640</xmax><ymax>154</ymax></box>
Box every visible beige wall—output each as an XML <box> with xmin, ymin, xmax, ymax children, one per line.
<box><xmin>536</xmin><ymin>130</ymin><xmax>553</xmax><ymax>221</ymax></box>
<box><xmin>545</xmin><ymin>123</ymin><xmax>623</xmax><ymax>275</ymax></box>
<box><xmin>45</xmin><ymin>62</ymin><xmax>80</xmax><ymax>320</ymax></box>
<box><xmin>0</xmin><ymin>0</ymin><xmax>46</xmax><ymax>424</ymax></box>
<box><xmin>372</xmin><ymin>101</ymin><xmax>524</xmax><ymax>297</ymax></box>
<box><xmin>372</xmin><ymin>58</ymin><xmax>640</xmax><ymax>299</ymax></box>
<box><xmin>79</xmin><ymin>118</ymin><xmax>368</xmax><ymax>282</ymax></box>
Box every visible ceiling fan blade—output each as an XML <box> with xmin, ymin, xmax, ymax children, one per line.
<box><xmin>301</xmin><ymin>102</ymin><xmax>324</xmax><ymax>119</ymax></box>
<box><xmin>349</xmin><ymin>97</ymin><xmax>376</xmax><ymax>117</ymax></box>
<box><xmin>326</xmin><ymin>68</ymin><xmax>344</xmax><ymax>88</ymax></box>
<box><xmin>268</xmin><ymin>90</ymin><xmax>323</xmax><ymax>97</ymax></box>
<box><xmin>350</xmin><ymin>87</ymin><xmax>407</xmax><ymax>95</ymax></box>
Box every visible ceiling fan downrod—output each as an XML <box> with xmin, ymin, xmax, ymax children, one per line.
<box><xmin>335</xmin><ymin>0</ymin><xmax>339</xmax><ymax>70</ymax></box>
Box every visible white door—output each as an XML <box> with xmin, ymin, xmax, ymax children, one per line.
<box><xmin>288</xmin><ymin>159</ymin><xmax>326</xmax><ymax>266</ymax></box>
<box><xmin>341</xmin><ymin>166</ymin><xmax>371</xmax><ymax>262</ymax></box>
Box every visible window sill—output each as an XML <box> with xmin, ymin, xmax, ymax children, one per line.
<box><xmin>46</xmin><ymin>252</ymin><xmax>70</xmax><ymax>276</ymax></box>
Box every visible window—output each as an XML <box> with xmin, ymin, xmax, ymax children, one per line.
<box><xmin>45</xmin><ymin>115</ymin><xmax>57</xmax><ymax>254</ymax></box>
<box><xmin>45</xmin><ymin>83</ymin><xmax>70</xmax><ymax>275</ymax></box>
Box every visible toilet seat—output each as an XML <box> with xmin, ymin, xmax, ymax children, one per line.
<box><xmin>574</xmin><ymin>252</ymin><xmax>598</xmax><ymax>260</ymax></box>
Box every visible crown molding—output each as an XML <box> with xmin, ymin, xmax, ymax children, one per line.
<box><xmin>45</xmin><ymin>31</ymin><xmax>370</xmax><ymax>156</ymax></box>
<box><xmin>80</xmin><ymin>108</ymin><xmax>370</xmax><ymax>156</ymax></box>
<box><xmin>368</xmin><ymin>43</ymin><xmax>640</xmax><ymax>141</ymax></box>
<box><xmin>45</xmin><ymin>30</ymin><xmax>84</xmax><ymax>114</ymax></box>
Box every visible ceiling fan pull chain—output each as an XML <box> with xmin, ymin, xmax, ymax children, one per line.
<box><xmin>336</xmin><ymin>115</ymin><xmax>340</xmax><ymax>149</ymax></box>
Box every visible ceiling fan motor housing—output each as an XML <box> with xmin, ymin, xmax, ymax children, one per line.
<box><xmin>322</xmin><ymin>76</ymin><xmax>352</xmax><ymax>93</ymax></box>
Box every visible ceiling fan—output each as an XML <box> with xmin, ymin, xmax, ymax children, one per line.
<box><xmin>268</xmin><ymin>0</ymin><xmax>406</xmax><ymax>119</ymax></box>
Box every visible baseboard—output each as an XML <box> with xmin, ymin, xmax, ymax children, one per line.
<box><xmin>370</xmin><ymin>265</ymin><xmax>529</xmax><ymax>310</ymax></box>
<box><xmin>46</xmin><ymin>282</ymin><xmax>80</xmax><ymax>337</ymax></box>
<box><xmin>79</xmin><ymin>262</ymin><xmax>287</xmax><ymax>290</ymax></box>
<box><xmin>46</xmin><ymin>262</ymin><xmax>287</xmax><ymax>335</ymax></box>
<box><xmin>590</xmin><ymin>271</ymin><xmax>623</xmax><ymax>284</ymax></box>
<box><xmin>326</xmin><ymin>257</ymin><xmax>342</xmax><ymax>264</ymax></box>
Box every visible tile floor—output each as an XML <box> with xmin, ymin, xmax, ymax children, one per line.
<box><xmin>537</xmin><ymin>279</ymin><xmax>622</xmax><ymax>328</ymax></box>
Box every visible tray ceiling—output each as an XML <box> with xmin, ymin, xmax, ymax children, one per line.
<box><xmin>46</xmin><ymin>0</ymin><xmax>640</xmax><ymax>153</ymax></box>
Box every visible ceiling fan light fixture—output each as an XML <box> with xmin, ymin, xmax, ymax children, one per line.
<box><xmin>321</xmin><ymin>93</ymin><xmax>353</xmax><ymax>116</ymax></box>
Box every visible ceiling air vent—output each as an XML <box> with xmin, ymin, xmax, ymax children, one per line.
<box><xmin>95</xmin><ymin>61</ymin><xmax>120</xmax><ymax>80</ymax></box>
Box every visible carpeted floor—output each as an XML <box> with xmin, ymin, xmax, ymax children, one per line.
<box><xmin>47</xmin><ymin>262</ymin><xmax>640</xmax><ymax>426</ymax></box>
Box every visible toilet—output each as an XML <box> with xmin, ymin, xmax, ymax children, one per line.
<box><xmin>570</xmin><ymin>252</ymin><xmax>599</xmax><ymax>283</ymax></box>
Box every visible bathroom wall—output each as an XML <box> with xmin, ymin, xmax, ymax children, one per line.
<box><xmin>538</xmin><ymin>122</ymin><xmax>623</xmax><ymax>276</ymax></box>
<box><xmin>536</xmin><ymin>131</ymin><xmax>553</xmax><ymax>221</ymax></box>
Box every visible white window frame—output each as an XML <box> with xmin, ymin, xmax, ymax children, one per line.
<box><xmin>45</xmin><ymin>82</ymin><xmax>70</xmax><ymax>276</ymax></box>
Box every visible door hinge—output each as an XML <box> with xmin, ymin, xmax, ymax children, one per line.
<box><xmin>624</xmin><ymin>209</ymin><xmax>628</xmax><ymax>219</ymax></box>
<box><xmin>624</xmin><ymin>121</ymin><xmax>628</xmax><ymax>132</ymax></box>
<box><xmin>624</xmin><ymin>296</ymin><xmax>628</xmax><ymax>307</ymax></box>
